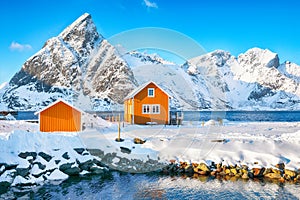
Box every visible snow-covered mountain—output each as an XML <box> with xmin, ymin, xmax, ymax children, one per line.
<box><xmin>185</xmin><ymin>49</ymin><xmax>300</xmax><ymax>110</ymax></box>
<box><xmin>0</xmin><ymin>13</ymin><xmax>299</xmax><ymax>111</ymax></box>
<box><xmin>127</xmin><ymin>49</ymin><xmax>300</xmax><ymax>110</ymax></box>
<box><xmin>0</xmin><ymin>13</ymin><xmax>137</xmax><ymax>111</ymax></box>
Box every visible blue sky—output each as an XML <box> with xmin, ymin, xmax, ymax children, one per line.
<box><xmin>1</xmin><ymin>0</ymin><xmax>300</xmax><ymax>84</ymax></box>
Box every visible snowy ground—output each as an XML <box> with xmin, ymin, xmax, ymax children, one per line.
<box><xmin>79</xmin><ymin>120</ymin><xmax>300</xmax><ymax>171</ymax></box>
<box><xmin>1</xmin><ymin>119</ymin><xmax>300</xmax><ymax>173</ymax></box>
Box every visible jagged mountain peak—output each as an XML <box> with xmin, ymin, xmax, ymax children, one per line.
<box><xmin>59</xmin><ymin>13</ymin><xmax>99</xmax><ymax>39</ymax></box>
<box><xmin>1</xmin><ymin>13</ymin><xmax>137</xmax><ymax>111</ymax></box>
<box><xmin>238</xmin><ymin>47</ymin><xmax>279</xmax><ymax>69</ymax></box>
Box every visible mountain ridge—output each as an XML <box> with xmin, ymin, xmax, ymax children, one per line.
<box><xmin>0</xmin><ymin>13</ymin><xmax>299</xmax><ymax>111</ymax></box>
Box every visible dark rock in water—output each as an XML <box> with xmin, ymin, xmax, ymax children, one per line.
<box><xmin>38</xmin><ymin>152</ymin><xmax>53</xmax><ymax>162</ymax></box>
<box><xmin>120</xmin><ymin>147</ymin><xmax>131</xmax><ymax>154</ymax></box>
<box><xmin>63</xmin><ymin>167</ymin><xmax>81</xmax><ymax>176</ymax></box>
<box><xmin>16</xmin><ymin>167</ymin><xmax>30</xmax><ymax>177</ymax></box>
<box><xmin>62</xmin><ymin>152</ymin><xmax>70</xmax><ymax>160</ymax></box>
<box><xmin>248</xmin><ymin>172</ymin><xmax>254</xmax><ymax>179</ymax></box>
<box><xmin>18</xmin><ymin>152</ymin><xmax>37</xmax><ymax>160</ymax></box>
<box><xmin>59</xmin><ymin>162</ymin><xmax>81</xmax><ymax>176</ymax></box>
<box><xmin>92</xmin><ymin>158</ymin><xmax>107</xmax><ymax>168</ymax></box>
<box><xmin>78</xmin><ymin>159</ymin><xmax>94</xmax><ymax>171</ymax></box>
<box><xmin>0</xmin><ymin>181</ymin><xmax>11</xmax><ymax>190</ymax></box>
<box><xmin>90</xmin><ymin>166</ymin><xmax>105</xmax><ymax>174</ymax></box>
<box><xmin>74</xmin><ymin>148</ymin><xmax>86</xmax><ymax>155</ymax></box>
<box><xmin>185</xmin><ymin>165</ymin><xmax>194</xmax><ymax>175</ymax></box>
<box><xmin>59</xmin><ymin>163</ymin><xmax>75</xmax><ymax>172</ymax></box>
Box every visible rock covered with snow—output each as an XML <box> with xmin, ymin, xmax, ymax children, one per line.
<box><xmin>0</xmin><ymin>129</ymin><xmax>109</xmax><ymax>188</ymax></box>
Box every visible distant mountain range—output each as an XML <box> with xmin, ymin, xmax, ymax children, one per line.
<box><xmin>0</xmin><ymin>13</ymin><xmax>300</xmax><ymax>111</ymax></box>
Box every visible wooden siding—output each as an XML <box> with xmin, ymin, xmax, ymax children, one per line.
<box><xmin>40</xmin><ymin>101</ymin><xmax>81</xmax><ymax>132</ymax></box>
<box><xmin>124</xmin><ymin>82</ymin><xmax>169</xmax><ymax>125</ymax></box>
<box><xmin>124</xmin><ymin>99</ymin><xmax>133</xmax><ymax>124</ymax></box>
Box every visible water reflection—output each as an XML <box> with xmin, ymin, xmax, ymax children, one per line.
<box><xmin>1</xmin><ymin>172</ymin><xmax>299</xmax><ymax>199</ymax></box>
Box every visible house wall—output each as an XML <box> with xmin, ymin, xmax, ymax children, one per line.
<box><xmin>133</xmin><ymin>83</ymin><xmax>169</xmax><ymax>124</ymax></box>
<box><xmin>124</xmin><ymin>99</ymin><xmax>133</xmax><ymax>124</ymax></box>
<box><xmin>40</xmin><ymin>101</ymin><xmax>81</xmax><ymax>132</ymax></box>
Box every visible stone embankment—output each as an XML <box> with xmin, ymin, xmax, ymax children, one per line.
<box><xmin>162</xmin><ymin>160</ymin><xmax>300</xmax><ymax>183</ymax></box>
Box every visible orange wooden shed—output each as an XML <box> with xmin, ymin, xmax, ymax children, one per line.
<box><xmin>124</xmin><ymin>81</ymin><xmax>171</xmax><ymax>125</ymax></box>
<box><xmin>35</xmin><ymin>99</ymin><xmax>82</xmax><ymax>132</ymax></box>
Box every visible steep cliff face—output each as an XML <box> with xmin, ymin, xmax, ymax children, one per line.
<box><xmin>1</xmin><ymin>13</ymin><xmax>137</xmax><ymax>111</ymax></box>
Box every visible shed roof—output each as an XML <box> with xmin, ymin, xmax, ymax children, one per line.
<box><xmin>34</xmin><ymin>99</ymin><xmax>82</xmax><ymax>115</ymax></box>
<box><xmin>124</xmin><ymin>81</ymin><xmax>171</xmax><ymax>100</ymax></box>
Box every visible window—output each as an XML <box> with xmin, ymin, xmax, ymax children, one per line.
<box><xmin>148</xmin><ymin>88</ymin><xmax>155</xmax><ymax>97</ymax></box>
<box><xmin>152</xmin><ymin>104</ymin><xmax>160</xmax><ymax>114</ymax></box>
<box><xmin>142</xmin><ymin>104</ymin><xmax>160</xmax><ymax>114</ymax></box>
<box><xmin>142</xmin><ymin>105</ymin><xmax>151</xmax><ymax>114</ymax></box>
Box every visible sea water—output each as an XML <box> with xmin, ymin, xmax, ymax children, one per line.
<box><xmin>16</xmin><ymin>111</ymin><xmax>300</xmax><ymax>122</ymax></box>
<box><xmin>2</xmin><ymin>172</ymin><xmax>299</xmax><ymax>199</ymax></box>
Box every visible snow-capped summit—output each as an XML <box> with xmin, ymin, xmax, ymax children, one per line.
<box><xmin>234</xmin><ymin>47</ymin><xmax>299</xmax><ymax>96</ymax></box>
<box><xmin>58</xmin><ymin>12</ymin><xmax>102</xmax><ymax>62</ymax></box>
<box><xmin>1</xmin><ymin>13</ymin><xmax>137</xmax><ymax>111</ymax></box>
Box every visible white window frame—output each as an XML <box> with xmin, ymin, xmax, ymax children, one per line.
<box><xmin>152</xmin><ymin>104</ymin><xmax>160</xmax><ymax>114</ymax></box>
<box><xmin>142</xmin><ymin>104</ymin><xmax>151</xmax><ymax>114</ymax></box>
<box><xmin>148</xmin><ymin>88</ymin><xmax>155</xmax><ymax>97</ymax></box>
<box><xmin>142</xmin><ymin>104</ymin><xmax>160</xmax><ymax>114</ymax></box>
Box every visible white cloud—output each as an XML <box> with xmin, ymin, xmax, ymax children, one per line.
<box><xmin>9</xmin><ymin>41</ymin><xmax>32</xmax><ymax>52</ymax></box>
<box><xmin>143</xmin><ymin>0</ymin><xmax>158</xmax><ymax>8</ymax></box>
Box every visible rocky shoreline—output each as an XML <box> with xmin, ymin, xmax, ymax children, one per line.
<box><xmin>0</xmin><ymin>148</ymin><xmax>109</xmax><ymax>190</ymax></box>
<box><xmin>161</xmin><ymin>160</ymin><xmax>300</xmax><ymax>184</ymax></box>
<box><xmin>2</xmin><ymin>148</ymin><xmax>300</xmax><ymax>192</ymax></box>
